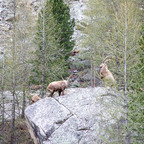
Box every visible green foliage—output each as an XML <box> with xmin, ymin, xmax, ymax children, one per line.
<box><xmin>80</xmin><ymin>0</ymin><xmax>143</xmax><ymax>143</ymax></box>
<box><xmin>130</xmin><ymin>27</ymin><xmax>144</xmax><ymax>90</ymax></box>
<box><xmin>30</xmin><ymin>0</ymin><xmax>73</xmax><ymax>86</ymax></box>
<box><xmin>128</xmin><ymin>26</ymin><xmax>144</xmax><ymax>143</ymax></box>
<box><xmin>79</xmin><ymin>0</ymin><xmax>114</xmax><ymax>86</ymax></box>
<box><xmin>2</xmin><ymin>0</ymin><xmax>33</xmax><ymax>92</ymax></box>
<box><xmin>50</xmin><ymin>0</ymin><xmax>75</xmax><ymax>59</ymax></box>
<box><xmin>81</xmin><ymin>0</ymin><xmax>142</xmax><ymax>88</ymax></box>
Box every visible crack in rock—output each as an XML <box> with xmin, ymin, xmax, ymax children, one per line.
<box><xmin>77</xmin><ymin>127</ymin><xmax>91</xmax><ymax>131</ymax></box>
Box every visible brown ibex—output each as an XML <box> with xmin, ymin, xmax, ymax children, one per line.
<box><xmin>99</xmin><ymin>56</ymin><xmax>116</xmax><ymax>86</ymax></box>
<box><xmin>71</xmin><ymin>50</ymin><xmax>80</xmax><ymax>56</ymax></box>
<box><xmin>30</xmin><ymin>94</ymin><xmax>41</xmax><ymax>104</ymax></box>
<box><xmin>46</xmin><ymin>74</ymin><xmax>72</xmax><ymax>97</ymax></box>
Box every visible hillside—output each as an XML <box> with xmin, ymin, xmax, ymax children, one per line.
<box><xmin>0</xmin><ymin>0</ymin><xmax>143</xmax><ymax>144</ymax></box>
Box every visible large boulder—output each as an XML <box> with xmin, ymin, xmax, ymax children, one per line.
<box><xmin>25</xmin><ymin>87</ymin><xmax>124</xmax><ymax>144</ymax></box>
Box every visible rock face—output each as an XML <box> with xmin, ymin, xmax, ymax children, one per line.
<box><xmin>25</xmin><ymin>87</ymin><xmax>124</xmax><ymax>144</ymax></box>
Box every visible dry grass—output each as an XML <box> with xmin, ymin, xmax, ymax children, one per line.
<box><xmin>0</xmin><ymin>118</ymin><xmax>34</xmax><ymax>144</ymax></box>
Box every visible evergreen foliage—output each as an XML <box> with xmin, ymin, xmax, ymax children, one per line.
<box><xmin>30</xmin><ymin>0</ymin><xmax>73</xmax><ymax>86</ymax></box>
<box><xmin>49</xmin><ymin>0</ymin><xmax>75</xmax><ymax>59</ymax></box>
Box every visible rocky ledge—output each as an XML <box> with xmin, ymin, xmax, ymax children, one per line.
<box><xmin>25</xmin><ymin>87</ymin><xmax>124</xmax><ymax>144</ymax></box>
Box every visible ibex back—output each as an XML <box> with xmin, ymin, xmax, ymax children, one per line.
<box><xmin>46</xmin><ymin>74</ymin><xmax>72</xmax><ymax>97</ymax></box>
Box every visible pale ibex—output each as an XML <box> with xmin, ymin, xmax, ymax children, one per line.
<box><xmin>140</xmin><ymin>88</ymin><xmax>144</xmax><ymax>92</ymax></box>
<box><xmin>46</xmin><ymin>74</ymin><xmax>72</xmax><ymax>97</ymax></box>
<box><xmin>30</xmin><ymin>94</ymin><xmax>41</xmax><ymax>104</ymax></box>
<box><xmin>99</xmin><ymin>56</ymin><xmax>116</xmax><ymax>86</ymax></box>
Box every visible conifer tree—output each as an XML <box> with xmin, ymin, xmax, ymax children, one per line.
<box><xmin>31</xmin><ymin>0</ymin><xmax>70</xmax><ymax>90</ymax></box>
<box><xmin>50</xmin><ymin>0</ymin><xmax>75</xmax><ymax>59</ymax></box>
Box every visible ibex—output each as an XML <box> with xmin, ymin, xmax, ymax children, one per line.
<box><xmin>46</xmin><ymin>74</ymin><xmax>72</xmax><ymax>97</ymax></box>
<box><xmin>30</xmin><ymin>94</ymin><xmax>41</xmax><ymax>104</ymax></box>
<box><xmin>71</xmin><ymin>50</ymin><xmax>80</xmax><ymax>56</ymax></box>
<box><xmin>140</xmin><ymin>88</ymin><xmax>144</xmax><ymax>92</ymax></box>
<box><xmin>99</xmin><ymin>56</ymin><xmax>116</xmax><ymax>86</ymax></box>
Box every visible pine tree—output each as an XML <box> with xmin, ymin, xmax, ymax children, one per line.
<box><xmin>50</xmin><ymin>0</ymin><xmax>75</xmax><ymax>59</ymax></box>
<box><xmin>30</xmin><ymin>0</ymin><xmax>70</xmax><ymax>91</ymax></box>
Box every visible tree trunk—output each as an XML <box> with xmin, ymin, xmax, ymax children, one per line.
<box><xmin>90</xmin><ymin>62</ymin><xmax>93</xmax><ymax>87</ymax></box>
<box><xmin>0</xmin><ymin>7</ymin><xmax>5</xmax><ymax>143</ymax></box>
<box><xmin>10</xmin><ymin>92</ymin><xmax>15</xmax><ymax>144</ymax></box>
<box><xmin>124</xmin><ymin>1</ymin><xmax>129</xmax><ymax>144</ymax></box>
<box><xmin>93</xmin><ymin>64</ymin><xmax>96</xmax><ymax>87</ymax></box>
<box><xmin>21</xmin><ymin>86</ymin><xmax>26</xmax><ymax>119</ymax></box>
<box><xmin>10</xmin><ymin>0</ymin><xmax>16</xmax><ymax>143</ymax></box>
<box><xmin>124</xmin><ymin>1</ymin><xmax>127</xmax><ymax>96</ymax></box>
<box><xmin>1</xmin><ymin>21</ymin><xmax>5</xmax><ymax>144</ymax></box>
<box><xmin>42</xmin><ymin>6</ymin><xmax>46</xmax><ymax>98</ymax></box>
<box><xmin>21</xmin><ymin>0</ymin><xmax>27</xmax><ymax>119</ymax></box>
<box><xmin>1</xmin><ymin>52</ymin><xmax>5</xmax><ymax>144</ymax></box>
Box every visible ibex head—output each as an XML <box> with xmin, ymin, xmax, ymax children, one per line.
<box><xmin>47</xmin><ymin>74</ymin><xmax>73</xmax><ymax>97</ymax></box>
<box><xmin>99</xmin><ymin>56</ymin><xmax>112</xmax><ymax>71</ymax></box>
<box><xmin>61</xmin><ymin>74</ymin><xmax>73</xmax><ymax>85</ymax></box>
<box><xmin>99</xmin><ymin>56</ymin><xmax>115</xmax><ymax>86</ymax></box>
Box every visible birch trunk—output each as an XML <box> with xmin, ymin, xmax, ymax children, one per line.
<box><xmin>1</xmin><ymin>13</ymin><xmax>5</xmax><ymax>144</ymax></box>
<box><xmin>10</xmin><ymin>0</ymin><xmax>16</xmax><ymax>143</ymax></box>
<box><xmin>21</xmin><ymin>0</ymin><xmax>27</xmax><ymax>119</ymax></box>
<box><xmin>21</xmin><ymin>87</ymin><xmax>26</xmax><ymax>119</ymax></box>
<box><xmin>42</xmin><ymin>6</ymin><xmax>46</xmax><ymax>98</ymax></box>
<box><xmin>1</xmin><ymin>52</ymin><xmax>5</xmax><ymax>144</ymax></box>
<box><xmin>90</xmin><ymin>61</ymin><xmax>93</xmax><ymax>87</ymax></box>
<box><xmin>124</xmin><ymin>1</ymin><xmax>127</xmax><ymax>96</ymax></box>
<box><xmin>124</xmin><ymin>1</ymin><xmax>129</xmax><ymax>144</ymax></box>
